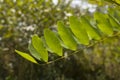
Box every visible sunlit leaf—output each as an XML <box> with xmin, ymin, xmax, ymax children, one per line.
<box><xmin>94</xmin><ymin>12</ymin><xmax>113</xmax><ymax>35</ymax></box>
<box><xmin>28</xmin><ymin>42</ymin><xmax>41</xmax><ymax>60</ymax></box>
<box><xmin>32</xmin><ymin>34</ymin><xmax>48</xmax><ymax>62</ymax></box>
<box><xmin>0</xmin><ymin>25</ymin><xmax>3</xmax><ymax>30</ymax></box>
<box><xmin>57</xmin><ymin>21</ymin><xmax>77</xmax><ymax>50</ymax></box>
<box><xmin>113</xmin><ymin>0</ymin><xmax>120</xmax><ymax>4</ymax></box>
<box><xmin>69</xmin><ymin>16</ymin><xmax>89</xmax><ymax>45</ymax></box>
<box><xmin>44</xmin><ymin>29</ymin><xmax>63</xmax><ymax>56</ymax></box>
<box><xmin>15</xmin><ymin>50</ymin><xmax>38</xmax><ymax>64</ymax></box>
<box><xmin>108</xmin><ymin>14</ymin><xmax>120</xmax><ymax>30</ymax></box>
<box><xmin>88</xmin><ymin>0</ymin><xmax>104</xmax><ymax>5</ymax></box>
<box><xmin>80</xmin><ymin>16</ymin><xmax>101</xmax><ymax>40</ymax></box>
<box><xmin>115</xmin><ymin>10</ymin><xmax>120</xmax><ymax>21</ymax></box>
<box><xmin>3</xmin><ymin>31</ymin><xmax>12</xmax><ymax>38</ymax></box>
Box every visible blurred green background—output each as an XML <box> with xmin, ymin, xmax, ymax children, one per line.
<box><xmin>0</xmin><ymin>0</ymin><xmax>120</xmax><ymax>80</ymax></box>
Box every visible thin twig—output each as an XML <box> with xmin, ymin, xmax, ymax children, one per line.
<box><xmin>37</xmin><ymin>32</ymin><xmax>120</xmax><ymax>66</ymax></box>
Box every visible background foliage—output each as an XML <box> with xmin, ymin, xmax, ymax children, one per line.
<box><xmin>0</xmin><ymin>0</ymin><xmax>120</xmax><ymax>80</ymax></box>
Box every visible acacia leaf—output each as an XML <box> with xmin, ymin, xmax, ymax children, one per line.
<box><xmin>32</xmin><ymin>34</ymin><xmax>48</xmax><ymax>62</ymax></box>
<box><xmin>57</xmin><ymin>21</ymin><xmax>77</xmax><ymax>50</ymax></box>
<box><xmin>69</xmin><ymin>16</ymin><xmax>89</xmax><ymax>45</ymax></box>
<box><xmin>94</xmin><ymin>12</ymin><xmax>113</xmax><ymax>35</ymax></box>
<box><xmin>80</xmin><ymin>16</ymin><xmax>101</xmax><ymax>40</ymax></box>
<box><xmin>15</xmin><ymin>50</ymin><xmax>38</xmax><ymax>64</ymax></box>
<box><xmin>108</xmin><ymin>14</ymin><xmax>120</xmax><ymax>30</ymax></box>
<box><xmin>44</xmin><ymin>29</ymin><xmax>62</xmax><ymax>56</ymax></box>
<box><xmin>28</xmin><ymin>42</ymin><xmax>41</xmax><ymax>60</ymax></box>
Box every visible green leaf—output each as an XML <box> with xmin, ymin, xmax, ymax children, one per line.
<box><xmin>28</xmin><ymin>42</ymin><xmax>41</xmax><ymax>60</ymax></box>
<box><xmin>94</xmin><ymin>12</ymin><xmax>113</xmax><ymax>35</ymax></box>
<box><xmin>41</xmin><ymin>36</ymin><xmax>53</xmax><ymax>52</ymax></box>
<box><xmin>80</xmin><ymin>16</ymin><xmax>101</xmax><ymax>40</ymax></box>
<box><xmin>32</xmin><ymin>34</ymin><xmax>48</xmax><ymax>62</ymax></box>
<box><xmin>69</xmin><ymin>16</ymin><xmax>89</xmax><ymax>45</ymax></box>
<box><xmin>17</xmin><ymin>0</ymin><xmax>24</xmax><ymax>6</ymax></box>
<box><xmin>15</xmin><ymin>50</ymin><xmax>38</xmax><ymax>64</ymax></box>
<box><xmin>115</xmin><ymin>10</ymin><xmax>120</xmax><ymax>21</ymax></box>
<box><xmin>113</xmin><ymin>0</ymin><xmax>120</xmax><ymax>4</ymax></box>
<box><xmin>88</xmin><ymin>0</ymin><xmax>104</xmax><ymax>5</ymax></box>
<box><xmin>0</xmin><ymin>25</ymin><xmax>3</xmax><ymax>30</ymax></box>
<box><xmin>44</xmin><ymin>29</ymin><xmax>62</xmax><ymax>56</ymax></box>
<box><xmin>57</xmin><ymin>21</ymin><xmax>77</xmax><ymax>50</ymax></box>
<box><xmin>108</xmin><ymin>14</ymin><xmax>120</xmax><ymax>30</ymax></box>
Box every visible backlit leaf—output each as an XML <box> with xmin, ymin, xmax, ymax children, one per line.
<box><xmin>69</xmin><ymin>16</ymin><xmax>89</xmax><ymax>45</ymax></box>
<box><xmin>80</xmin><ymin>16</ymin><xmax>101</xmax><ymax>40</ymax></box>
<box><xmin>28</xmin><ymin>42</ymin><xmax>41</xmax><ymax>60</ymax></box>
<box><xmin>57</xmin><ymin>21</ymin><xmax>77</xmax><ymax>50</ymax></box>
<box><xmin>15</xmin><ymin>50</ymin><xmax>38</xmax><ymax>64</ymax></box>
<box><xmin>94</xmin><ymin>12</ymin><xmax>113</xmax><ymax>35</ymax></box>
<box><xmin>113</xmin><ymin>0</ymin><xmax>120</xmax><ymax>4</ymax></box>
<box><xmin>32</xmin><ymin>34</ymin><xmax>48</xmax><ymax>62</ymax></box>
<box><xmin>44</xmin><ymin>29</ymin><xmax>62</xmax><ymax>56</ymax></box>
<box><xmin>108</xmin><ymin>14</ymin><xmax>120</xmax><ymax>30</ymax></box>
